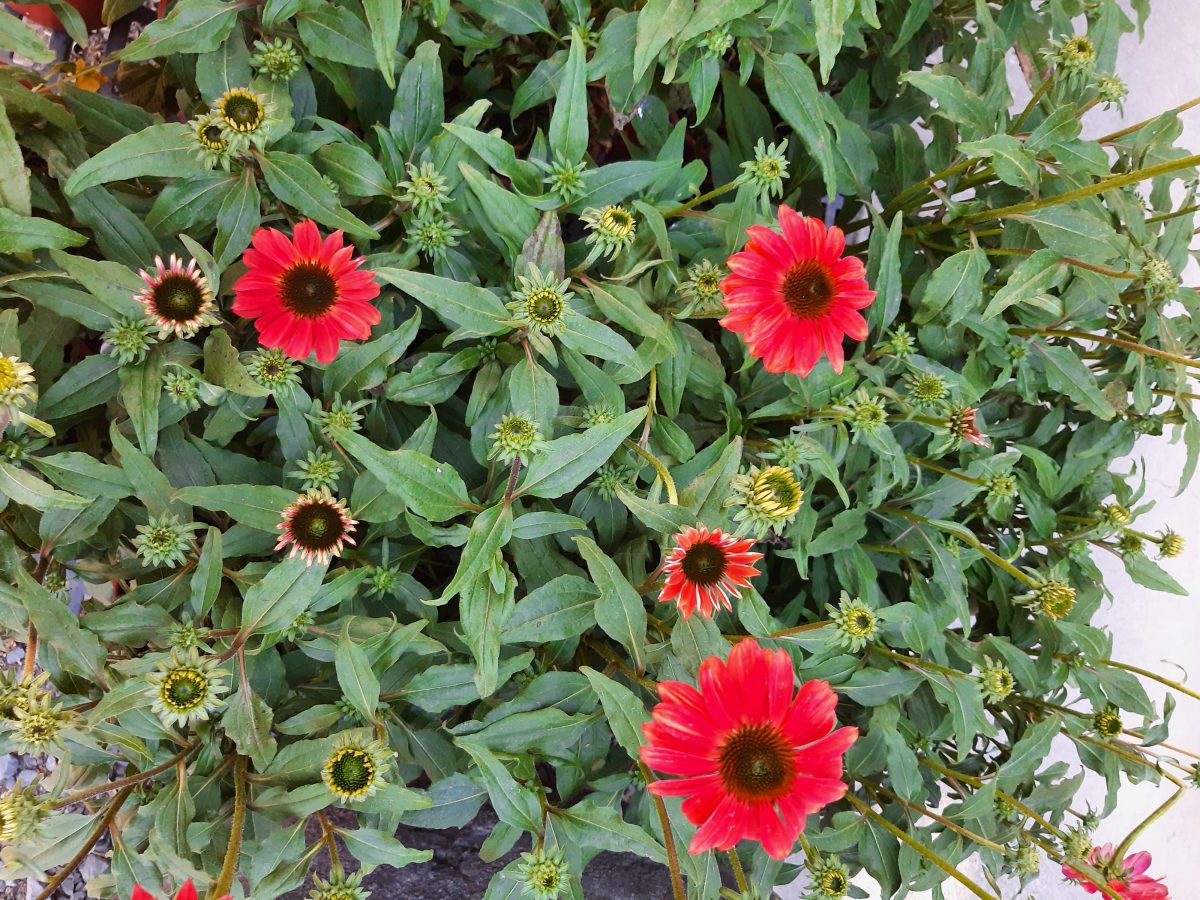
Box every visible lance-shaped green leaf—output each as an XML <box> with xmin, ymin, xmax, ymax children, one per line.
<box><xmin>581</xmin><ymin>667</ymin><xmax>649</xmax><ymax>761</ymax></box>
<box><xmin>322</xmin><ymin>309</ymin><xmax>420</xmax><ymax>396</ymax></box>
<box><xmin>1036</xmin><ymin>342</ymin><xmax>1116</xmax><ymax>421</ymax></box>
<box><xmin>550</xmin><ymin>799</ymin><xmax>667</xmax><ymax>863</ymax></box>
<box><xmin>763</xmin><ymin>53</ymin><xmax>838</xmax><ymax>201</ymax></box>
<box><xmin>461</xmin><ymin>565</ymin><xmax>515</xmax><ymax>697</ymax></box>
<box><xmin>517</xmin><ymin>408</ymin><xmax>644</xmax><ymax>499</ymax></box>
<box><xmin>500</xmin><ymin>575</ymin><xmax>597</xmax><ymax>643</ymax></box>
<box><xmin>374</xmin><ymin>268</ymin><xmax>509</xmax><ymax>335</ymax></box>
<box><xmin>336</xmin><ymin>623</ymin><xmax>381</xmax><ymax>721</ymax></box>
<box><xmin>575</xmin><ymin>536</ymin><xmax>647</xmax><ymax>671</ymax></box>
<box><xmin>118</xmin><ymin>351</ymin><xmax>163</xmax><ymax>456</ymax></box>
<box><xmin>361</xmin><ymin>0</ymin><xmax>403</xmax><ymax>88</ymax></box>
<box><xmin>223</xmin><ymin>687</ymin><xmax>277</xmax><ymax>769</ymax></box>
<box><xmin>336</xmin><ymin>429</ymin><xmax>474</xmax><ymax>522</ymax></box>
<box><xmin>120</xmin><ymin>0</ymin><xmax>240</xmax><ymax>60</ymax></box>
<box><xmin>175</xmin><ymin>485</ymin><xmax>294</xmax><ymax>532</ymax></box>
<box><xmin>0</xmin><ymin>462</ymin><xmax>90</xmax><ymax>512</ymax></box>
<box><xmin>0</xmin><ymin>12</ymin><xmax>55</xmax><ymax>62</ymax></box>
<box><xmin>65</xmin><ymin>124</ymin><xmax>207</xmax><ymax>195</ymax></box>
<box><xmin>456</xmin><ymin>740</ymin><xmax>541</xmax><ymax>831</ymax></box>
<box><xmin>549</xmin><ymin>33</ymin><xmax>588</xmax><ymax>163</ymax></box>
<box><xmin>258</xmin><ymin>151</ymin><xmax>378</xmax><ymax>239</ymax></box>
<box><xmin>437</xmin><ymin>504</ymin><xmax>513</xmax><ymax>605</ymax></box>
<box><xmin>239</xmin><ymin>556</ymin><xmax>328</xmax><ymax>635</ymax></box>
<box><xmin>335</xmin><ymin>827</ymin><xmax>433</xmax><ymax>870</ymax></box>
<box><xmin>559</xmin><ymin>314</ymin><xmax>642</xmax><ymax>372</ymax></box>
<box><xmin>17</xmin><ymin>567</ymin><xmax>106</xmax><ymax>682</ymax></box>
<box><xmin>0</xmin><ymin>209</ymin><xmax>86</xmax><ymax>253</ymax></box>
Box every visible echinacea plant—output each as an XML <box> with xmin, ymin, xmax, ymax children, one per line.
<box><xmin>0</xmin><ymin>0</ymin><xmax>1197</xmax><ymax>898</ymax></box>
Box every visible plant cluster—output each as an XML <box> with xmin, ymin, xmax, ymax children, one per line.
<box><xmin>0</xmin><ymin>0</ymin><xmax>1197</xmax><ymax>898</ymax></box>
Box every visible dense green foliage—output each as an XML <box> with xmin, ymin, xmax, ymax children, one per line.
<box><xmin>0</xmin><ymin>0</ymin><xmax>1197</xmax><ymax>897</ymax></box>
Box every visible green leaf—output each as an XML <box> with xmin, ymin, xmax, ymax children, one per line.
<box><xmin>459</xmin><ymin>0</ymin><xmax>550</xmax><ymax>35</ymax></box>
<box><xmin>615</xmin><ymin>485</ymin><xmax>693</xmax><ymax>535</ymax></box>
<box><xmin>258</xmin><ymin>151</ymin><xmax>378</xmax><ymax>239</ymax></box>
<box><xmin>335</xmin><ymin>828</ymin><xmax>432</xmax><ymax>871</ymax></box>
<box><xmin>438</xmin><ymin>504</ymin><xmax>513</xmax><ymax>604</ymax></box>
<box><xmin>118</xmin><ymin>351</ymin><xmax>163</xmax><ymax>455</ymax></box>
<box><xmin>0</xmin><ymin>209</ymin><xmax>85</xmax><ymax>253</ymax></box>
<box><xmin>390</xmin><ymin>40</ymin><xmax>444</xmax><ymax>155</ymax></box>
<box><xmin>0</xmin><ymin>12</ymin><xmax>56</xmax><ymax>62</ymax></box>
<box><xmin>213</xmin><ymin>167</ymin><xmax>262</xmax><ymax>268</ymax></box>
<box><xmin>189</xmin><ymin>527</ymin><xmax>223</xmax><ymax>615</ymax></box>
<box><xmin>982</xmin><ymin>249</ymin><xmax>1065</xmax><ymax>319</ymax></box>
<box><xmin>295</xmin><ymin>4</ymin><xmax>374</xmax><ymax>67</ymax></box>
<box><xmin>915</xmin><ymin>246</ymin><xmax>987</xmax><ymax>324</ymax></box>
<box><xmin>323</xmin><ymin>310</ymin><xmax>420</xmax><ymax>396</ymax></box>
<box><xmin>763</xmin><ymin>53</ymin><xmax>838</xmax><ymax>201</ymax></box>
<box><xmin>633</xmin><ymin>0</ymin><xmax>690</xmax><ymax>81</ymax></box>
<box><xmin>223</xmin><ymin>688</ymin><xmax>277</xmax><ymax>769</ymax></box>
<box><xmin>575</xmin><ymin>535</ymin><xmax>646</xmax><ymax>671</ymax></box>
<box><xmin>336</xmin><ymin>429</ymin><xmax>473</xmax><ymax>522</ymax></box>
<box><xmin>518</xmin><ymin>408</ymin><xmax>644</xmax><ymax>499</ymax></box>
<box><xmin>17</xmin><ymin>569</ymin><xmax>106</xmax><ymax>682</ymax></box>
<box><xmin>240</xmin><ymin>556</ymin><xmax>328</xmax><ymax>635</ymax></box>
<box><xmin>959</xmin><ymin>135</ymin><xmax>1039</xmax><ymax>189</ymax></box>
<box><xmin>336</xmin><ymin>623</ymin><xmax>381</xmax><ymax>720</ymax></box>
<box><xmin>997</xmin><ymin>715</ymin><xmax>1059</xmax><ymax>791</ymax></box>
<box><xmin>549</xmin><ymin>34</ymin><xmax>589</xmax><ymax>163</ymax></box>
<box><xmin>900</xmin><ymin>70</ymin><xmax>995</xmax><ymax>136</ymax></box>
<box><xmin>813</xmin><ymin>0</ymin><xmax>855</xmax><ymax>82</ymax></box>
<box><xmin>317</xmin><ymin>143</ymin><xmax>392</xmax><ymax>198</ymax></box>
<box><xmin>580</xmin><ymin>667</ymin><xmax>648</xmax><ymax>760</ymax></box>
<box><xmin>175</xmin><ymin>485</ymin><xmax>294</xmax><ymax>532</ymax></box>
<box><xmin>1037</xmin><ymin>343</ymin><xmax>1116</xmax><ymax>420</ymax></box>
<box><xmin>65</xmin><ymin>124</ymin><xmax>206</xmax><ymax>195</ymax></box>
<box><xmin>838</xmin><ymin>667</ymin><xmax>923</xmax><ymax>705</ymax></box>
<box><xmin>195</xmin><ymin>20</ymin><xmax>251</xmax><ymax>98</ymax></box>
<box><xmin>121</xmin><ymin>0</ymin><xmax>240</xmax><ymax>60</ymax></box>
<box><xmin>456</xmin><ymin>740</ymin><xmax>541</xmax><ymax>831</ymax></box>
<box><xmin>0</xmin><ymin>462</ymin><xmax>90</xmax><ymax>512</ymax></box>
<box><xmin>30</xmin><ymin>453</ymin><xmax>134</xmax><ymax>499</ymax></box>
<box><xmin>501</xmin><ymin>575</ymin><xmax>598</xmax><ymax>643</ymax></box>
<box><xmin>1122</xmin><ymin>552</ymin><xmax>1187</xmax><ymax>595</ymax></box>
<box><xmin>551</xmin><ymin>799</ymin><xmax>666</xmax><ymax>863</ymax></box>
<box><xmin>362</xmin><ymin>0</ymin><xmax>403</xmax><ymax>88</ymax></box>
<box><xmin>559</xmin><ymin>315</ymin><xmax>642</xmax><ymax>372</ymax></box>
<box><xmin>374</xmin><ymin>268</ymin><xmax>508</xmax><ymax>335</ymax></box>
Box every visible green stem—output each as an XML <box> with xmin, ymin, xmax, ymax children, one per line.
<box><xmin>918</xmin><ymin>756</ymin><xmax>1066</xmax><ymax>840</ymax></box>
<box><xmin>1010</xmin><ymin>73</ymin><xmax>1055</xmax><ymax>134</ymax></box>
<box><xmin>1098</xmin><ymin>657</ymin><xmax>1200</xmax><ymax>703</ymax></box>
<box><xmin>1097</xmin><ymin>94</ymin><xmax>1200</xmax><ymax>143</ymax></box>
<box><xmin>640</xmin><ymin>762</ymin><xmax>687</xmax><ymax>900</ymax></box>
<box><xmin>53</xmin><ymin>741</ymin><xmax>200</xmax><ymax>809</ymax></box>
<box><xmin>950</xmin><ymin>154</ymin><xmax>1200</xmax><ymax>228</ymax></box>
<box><xmin>866</xmin><ymin>781</ymin><xmax>1007</xmax><ymax>853</ymax></box>
<box><xmin>623</xmin><ymin>439</ymin><xmax>679</xmax><ymax>505</ymax></box>
<box><xmin>211</xmin><ymin>756</ymin><xmax>247</xmax><ymax>899</ymax></box>
<box><xmin>843</xmin><ymin>793</ymin><xmax>998</xmax><ymax>900</ymax></box>
<box><xmin>36</xmin><ymin>787</ymin><xmax>134</xmax><ymax>900</ymax></box>
<box><xmin>1014</xmin><ymin>327</ymin><xmax>1200</xmax><ymax>371</ymax></box>
<box><xmin>728</xmin><ymin>848</ymin><xmax>750</xmax><ymax>893</ymax></box>
<box><xmin>869</xmin><ymin>645</ymin><xmax>969</xmax><ymax>679</ymax></box>
<box><xmin>883</xmin><ymin>158</ymin><xmax>975</xmax><ymax>218</ymax></box>
<box><xmin>880</xmin><ymin>506</ymin><xmax>1036</xmax><ymax>586</ymax></box>
<box><xmin>906</xmin><ymin>455</ymin><xmax>985</xmax><ymax>485</ymax></box>
<box><xmin>663</xmin><ymin>180</ymin><xmax>740</xmax><ymax>218</ymax></box>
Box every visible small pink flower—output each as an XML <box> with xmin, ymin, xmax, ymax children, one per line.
<box><xmin>1063</xmin><ymin>844</ymin><xmax>1169</xmax><ymax>899</ymax></box>
<box><xmin>135</xmin><ymin>254</ymin><xmax>217</xmax><ymax>339</ymax></box>
<box><xmin>947</xmin><ymin>406</ymin><xmax>990</xmax><ymax>448</ymax></box>
<box><xmin>276</xmin><ymin>488</ymin><xmax>357</xmax><ymax>566</ymax></box>
<box><xmin>658</xmin><ymin>525</ymin><xmax>763</xmax><ymax>620</ymax></box>
<box><xmin>132</xmin><ymin>881</ymin><xmax>230</xmax><ymax>900</ymax></box>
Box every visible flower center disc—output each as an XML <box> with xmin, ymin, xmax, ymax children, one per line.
<box><xmin>754</xmin><ymin>468</ymin><xmax>802</xmax><ymax>517</ymax></box>
<box><xmin>154</xmin><ymin>275</ymin><xmax>205</xmax><ymax>322</ymax></box>
<box><xmin>601</xmin><ymin>208</ymin><xmax>634</xmax><ymax>236</ymax></box>
<box><xmin>164</xmin><ymin>670</ymin><xmax>206</xmax><ymax>709</ymax></box>
<box><xmin>291</xmin><ymin>502</ymin><xmax>344</xmax><ymax>549</ymax></box>
<box><xmin>222</xmin><ymin>94</ymin><xmax>264</xmax><ymax>131</ymax></box>
<box><xmin>0</xmin><ymin>359</ymin><xmax>16</xmax><ymax>390</ymax></box>
<box><xmin>330</xmin><ymin>749</ymin><xmax>374</xmax><ymax>792</ymax></box>
<box><xmin>781</xmin><ymin>260</ymin><xmax>835</xmax><ymax>319</ymax></box>
<box><xmin>680</xmin><ymin>542</ymin><xmax>727</xmax><ymax>586</ymax></box>
<box><xmin>718</xmin><ymin>724</ymin><xmax>795</xmax><ymax>802</ymax></box>
<box><xmin>280</xmin><ymin>262</ymin><xmax>339</xmax><ymax>317</ymax></box>
<box><xmin>526</xmin><ymin>289</ymin><xmax>564</xmax><ymax>325</ymax></box>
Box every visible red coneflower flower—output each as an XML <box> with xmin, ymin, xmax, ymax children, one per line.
<box><xmin>947</xmin><ymin>406</ymin><xmax>990</xmax><ymax>448</ymax></box>
<box><xmin>640</xmin><ymin>639</ymin><xmax>857</xmax><ymax>860</ymax></box>
<box><xmin>1063</xmin><ymin>844</ymin><xmax>1168</xmax><ymax>898</ymax></box>
<box><xmin>136</xmin><ymin>255</ymin><xmax>216</xmax><ymax>339</ymax></box>
<box><xmin>276</xmin><ymin>488</ymin><xmax>357</xmax><ymax>566</ymax></box>
<box><xmin>232</xmin><ymin>220</ymin><xmax>381</xmax><ymax>365</ymax></box>
<box><xmin>659</xmin><ymin>526</ymin><xmax>763</xmax><ymax>620</ymax></box>
<box><xmin>720</xmin><ymin>205</ymin><xmax>874</xmax><ymax>376</ymax></box>
<box><xmin>132</xmin><ymin>881</ymin><xmax>230</xmax><ymax>900</ymax></box>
